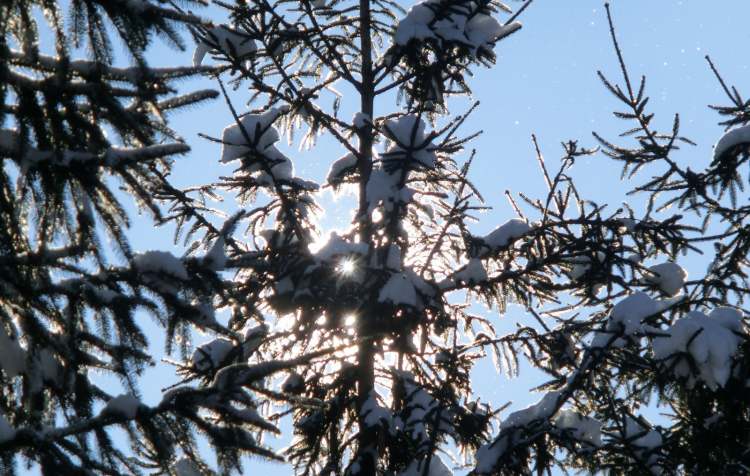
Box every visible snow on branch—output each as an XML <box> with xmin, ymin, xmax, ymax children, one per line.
<box><xmin>194</xmin><ymin>25</ymin><xmax>258</xmax><ymax>66</ymax></box>
<box><xmin>394</xmin><ymin>0</ymin><xmax>521</xmax><ymax>54</ymax></box>
<box><xmin>652</xmin><ymin>307</ymin><xmax>745</xmax><ymax>390</ymax></box>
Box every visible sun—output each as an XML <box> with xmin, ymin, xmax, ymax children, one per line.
<box><xmin>337</xmin><ymin>257</ymin><xmax>356</xmax><ymax>275</ymax></box>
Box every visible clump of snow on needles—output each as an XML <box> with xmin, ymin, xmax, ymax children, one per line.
<box><xmin>360</xmin><ymin>391</ymin><xmax>393</xmax><ymax>429</ymax></box>
<box><xmin>192</xmin><ymin>338</ymin><xmax>235</xmax><ymax>372</ymax></box>
<box><xmin>133</xmin><ymin>250</ymin><xmax>189</xmax><ymax>280</ymax></box>
<box><xmin>379</xmin><ymin>273</ymin><xmax>418</xmax><ymax>307</ymax></box>
<box><xmin>652</xmin><ymin>307</ymin><xmax>745</xmax><ymax>390</ymax></box>
<box><xmin>0</xmin><ymin>323</ymin><xmax>26</xmax><ymax>378</ymax></box>
<box><xmin>619</xmin><ymin>416</ymin><xmax>663</xmax><ymax>473</ymax></box>
<box><xmin>312</xmin><ymin>232</ymin><xmax>368</xmax><ymax>262</ymax></box>
<box><xmin>480</xmin><ymin>218</ymin><xmax>532</xmax><ymax>254</ymax></box>
<box><xmin>0</xmin><ymin>411</ymin><xmax>15</xmax><ymax>443</ymax></box>
<box><xmin>327</xmin><ymin>152</ymin><xmax>358</xmax><ymax>187</ymax></box>
<box><xmin>591</xmin><ymin>292</ymin><xmax>662</xmax><ymax>348</ymax></box>
<box><xmin>645</xmin><ymin>262</ymin><xmax>687</xmax><ymax>296</ymax></box>
<box><xmin>174</xmin><ymin>457</ymin><xmax>202</xmax><ymax>476</ymax></box>
<box><xmin>221</xmin><ymin>107</ymin><xmax>294</xmax><ymax>183</ymax></box>
<box><xmin>451</xmin><ymin>258</ymin><xmax>488</xmax><ymax>285</ymax></box>
<box><xmin>101</xmin><ymin>394</ymin><xmax>140</xmax><ymax>419</ymax></box>
<box><xmin>193</xmin><ymin>25</ymin><xmax>256</xmax><ymax>66</ymax></box>
<box><xmin>475</xmin><ymin>391</ymin><xmax>561</xmax><ymax>473</ymax></box>
<box><xmin>398</xmin><ymin>455</ymin><xmax>453</xmax><ymax>476</ymax></box>
<box><xmin>382</xmin><ymin>115</ymin><xmax>436</xmax><ymax>168</ymax></box>
<box><xmin>394</xmin><ymin>0</ymin><xmax>521</xmax><ymax>54</ymax></box>
<box><xmin>713</xmin><ymin>124</ymin><xmax>750</xmax><ymax>161</ymax></box>
<box><xmin>554</xmin><ymin>409</ymin><xmax>603</xmax><ymax>447</ymax></box>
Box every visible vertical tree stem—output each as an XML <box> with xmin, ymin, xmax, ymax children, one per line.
<box><xmin>356</xmin><ymin>0</ymin><xmax>377</xmax><ymax>474</ymax></box>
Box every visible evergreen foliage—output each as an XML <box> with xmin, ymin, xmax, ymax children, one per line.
<box><xmin>2</xmin><ymin>1</ymin><xmax>750</xmax><ymax>475</ymax></box>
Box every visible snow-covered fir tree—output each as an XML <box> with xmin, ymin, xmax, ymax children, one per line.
<box><xmin>3</xmin><ymin>0</ymin><xmax>750</xmax><ymax>475</ymax></box>
<box><xmin>0</xmin><ymin>0</ymin><xmax>252</xmax><ymax>474</ymax></box>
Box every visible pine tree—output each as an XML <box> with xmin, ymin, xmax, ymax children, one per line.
<box><xmin>4</xmin><ymin>0</ymin><xmax>750</xmax><ymax>475</ymax></box>
<box><xmin>0</xmin><ymin>0</ymin><xmax>268</xmax><ymax>474</ymax></box>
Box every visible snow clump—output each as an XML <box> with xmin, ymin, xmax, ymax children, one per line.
<box><xmin>0</xmin><ymin>412</ymin><xmax>15</xmax><ymax>444</ymax></box>
<box><xmin>382</xmin><ymin>115</ymin><xmax>437</xmax><ymax>168</ymax></box>
<box><xmin>713</xmin><ymin>124</ymin><xmax>750</xmax><ymax>161</ymax></box>
<box><xmin>0</xmin><ymin>323</ymin><xmax>26</xmax><ymax>378</ymax></box>
<box><xmin>394</xmin><ymin>0</ymin><xmax>521</xmax><ymax>54</ymax></box>
<box><xmin>221</xmin><ymin>107</ymin><xmax>294</xmax><ymax>182</ymax></box>
<box><xmin>102</xmin><ymin>394</ymin><xmax>140</xmax><ymax>419</ymax></box>
<box><xmin>365</xmin><ymin>164</ymin><xmax>409</xmax><ymax>213</ymax></box>
<box><xmin>652</xmin><ymin>307</ymin><xmax>745</xmax><ymax>390</ymax></box>
<box><xmin>620</xmin><ymin>416</ymin><xmax>663</xmax><ymax>474</ymax></box>
<box><xmin>364</xmin><ymin>115</ymin><xmax>440</xmax><ymax>213</ymax></box>
<box><xmin>282</xmin><ymin>372</ymin><xmax>305</xmax><ymax>393</ymax></box>
<box><xmin>480</xmin><ymin>218</ymin><xmax>531</xmax><ymax>254</ymax></box>
<box><xmin>361</xmin><ymin>391</ymin><xmax>394</xmax><ymax>428</ymax></box>
<box><xmin>312</xmin><ymin>232</ymin><xmax>368</xmax><ymax>262</ymax></box>
<box><xmin>451</xmin><ymin>258</ymin><xmax>488</xmax><ymax>286</ymax></box>
<box><xmin>475</xmin><ymin>391</ymin><xmax>561</xmax><ymax>473</ymax></box>
<box><xmin>398</xmin><ymin>455</ymin><xmax>453</xmax><ymax>476</ymax></box>
<box><xmin>193</xmin><ymin>25</ymin><xmax>257</xmax><ymax>66</ymax></box>
<box><xmin>326</xmin><ymin>152</ymin><xmax>358</xmax><ymax>187</ymax></box>
<box><xmin>203</xmin><ymin>236</ymin><xmax>227</xmax><ymax>271</ymax></box>
<box><xmin>242</xmin><ymin>324</ymin><xmax>268</xmax><ymax>359</ymax></box>
<box><xmin>192</xmin><ymin>338</ymin><xmax>235</xmax><ymax>372</ymax></box>
<box><xmin>567</xmin><ymin>251</ymin><xmax>605</xmax><ymax>281</ymax></box>
<box><xmin>645</xmin><ymin>262</ymin><xmax>687</xmax><ymax>296</ymax></box>
<box><xmin>590</xmin><ymin>292</ymin><xmax>661</xmax><ymax>348</ymax></box>
<box><xmin>379</xmin><ymin>273</ymin><xmax>418</xmax><ymax>307</ymax></box>
<box><xmin>174</xmin><ymin>457</ymin><xmax>202</xmax><ymax>476</ymax></box>
<box><xmin>133</xmin><ymin>250</ymin><xmax>189</xmax><ymax>280</ymax></box>
<box><xmin>400</xmin><ymin>375</ymin><xmax>452</xmax><ymax>445</ymax></box>
<box><xmin>554</xmin><ymin>409</ymin><xmax>603</xmax><ymax>447</ymax></box>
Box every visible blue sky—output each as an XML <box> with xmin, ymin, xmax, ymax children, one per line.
<box><xmin>25</xmin><ymin>0</ymin><xmax>750</xmax><ymax>474</ymax></box>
